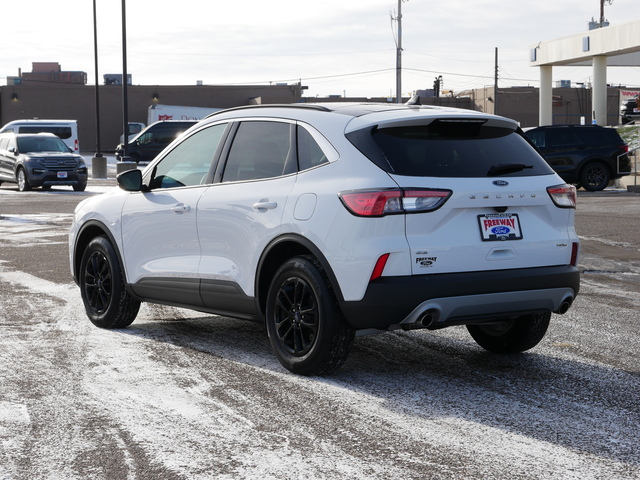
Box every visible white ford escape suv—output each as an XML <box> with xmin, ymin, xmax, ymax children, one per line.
<box><xmin>69</xmin><ymin>102</ymin><xmax>580</xmax><ymax>375</ymax></box>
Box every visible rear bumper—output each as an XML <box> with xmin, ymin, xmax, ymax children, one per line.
<box><xmin>339</xmin><ymin>265</ymin><xmax>580</xmax><ymax>330</ymax></box>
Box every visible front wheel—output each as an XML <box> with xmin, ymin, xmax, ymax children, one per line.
<box><xmin>79</xmin><ymin>236</ymin><xmax>140</xmax><ymax>329</ymax></box>
<box><xmin>17</xmin><ymin>168</ymin><xmax>31</xmax><ymax>192</ymax></box>
<box><xmin>579</xmin><ymin>162</ymin><xmax>610</xmax><ymax>191</ymax></box>
<box><xmin>265</xmin><ymin>256</ymin><xmax>354</xmax><ymax>375</ymax></box>
<box><xmin>466</xmin><ymin>312</ymin><xmax>551</xmax><ymax>353</ymax></box>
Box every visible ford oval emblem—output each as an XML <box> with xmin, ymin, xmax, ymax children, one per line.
<box><xmin>493</xmin><ymin>180</ymin><xmax>509</xmax><ymax>186</ymax></box>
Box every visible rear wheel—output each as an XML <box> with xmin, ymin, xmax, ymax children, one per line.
<box><xmin>17</xmin><ymin>168</ymin><xmax>31</xmax><ymax>192</ymax></box>
<box><xmin>466</xmin><ymin>312</ymin><xmax>551</xmax><ymax>353</ymax></box>
<box><xmin>79</xmin><ymin>236</ymin><xmax>140</xmax><ymax>329</ymax></box>
<box><xmin>579</xmin><ymin>162</ymin><xmax>610</xmax><ymax>191</ymax></box>
<box><xmin>265</xmin><ymin>256</ymin><xmax>354</xmax><ymax>375</ymax></box>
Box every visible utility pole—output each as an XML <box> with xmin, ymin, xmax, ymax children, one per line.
<box><xmin>392</xmin><ymin>0</ymin><xmax>408</xmax><ymax>104</ymax></box>
<box><xmin>494</xmin><ymin>47</ymin><xmax>499</xmax><ymax>115</ymax></box>
<box><xmin>600</xmin><ymin>0</ymin><xmax>613</xmax><ymax>25</ymax></box>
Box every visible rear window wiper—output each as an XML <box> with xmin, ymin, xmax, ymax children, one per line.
<box><xmin>487</xmin><ymin>163</ymin><xmax>534</xmax><ymax>176</ymax></box>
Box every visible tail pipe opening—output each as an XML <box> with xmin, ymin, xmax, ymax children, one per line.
<box><xmin>418</xmin><ymin>309</ymin><xmax>441</xmax><ymax>328</ymax></box>
<box><xmin>557</xmin><ymin>296</ymin><xmax>573</xmax><ymax>314</ymax></box>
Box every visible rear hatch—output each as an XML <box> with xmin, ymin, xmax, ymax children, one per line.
<box><xmin>346</xmin><ymin>115</ymin><xmax>577</xmax><ymax>275</ymax></box>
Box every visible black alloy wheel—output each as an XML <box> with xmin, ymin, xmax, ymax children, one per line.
<box><xmin>580</xmin><ymin>162</ymin><xmax>610</xmax><ymax>191</ymax></box>
<box><xmin>266</xmin><ymin>256</ymin><xmax>354</xmax><ymax>375</ymax></box>
<box><xmin>79</xmin><ymin>236</ymin><xmax>140</xmax><ymax>329</ymax></box>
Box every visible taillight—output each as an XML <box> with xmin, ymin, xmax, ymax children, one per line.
<box><xmin>74</xmin><ymin>139</ymin><xmax>79</xmax><ymax>151</ymax></box>
<box><xmin>339</xmin><ymin>188</ymin><xmax>452</xmax><ymax>217</ymax></box>
<box><xmin>547</xmin><ymin>184</ymin><xmax>576</xmax><ymax>208</ymax></box>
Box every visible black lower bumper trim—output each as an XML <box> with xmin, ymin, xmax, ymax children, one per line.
<box><xmin>339</xmin><ymin>265</ymin><xmax>580</xmax><ymax>330</ymax></box>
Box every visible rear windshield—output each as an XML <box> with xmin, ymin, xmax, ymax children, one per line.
<box><xmin>19</xmin><ymin>126</ymin><xmax>72</xmax><ymax>140</ymax></box>
<box><xmin>347</xmin><ymin>120</ymin><xmax>554</xmax><ymax>177</ymax></box>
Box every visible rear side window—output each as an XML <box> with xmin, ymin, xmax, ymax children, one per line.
<box><xmin>297</xmin><ymin>125</ymin><xmax>329</xmax><ymax>171</ymax></box>
<box><xmin>577</xmin><ymin>128</ymin><xmax>623</xmax><ymax>146</ymax></box>
<box><xmin>222</xmin><ymin>121</ymin><xmax>293</xmax><ymax>182</ymax></box>
<box><xmin>348</xmin><ymin>120</ymin><xmax>553</xmax><ymax>177</ymax></box>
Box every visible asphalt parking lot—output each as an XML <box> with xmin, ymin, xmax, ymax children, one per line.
<box><xmin>0</xmin><ymin>171</ymin><xmax>639</xmax><ymax>479</ymax></box>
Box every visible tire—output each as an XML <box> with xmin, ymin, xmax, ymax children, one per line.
<box><xmin>466</xmin><ymin>312</ymin><xmax>551</xmax><ymax>354</ymax></box>
<box><xmin>579</xmin><ymin>162</ymin><xmax>610</xmax><ymax>192</ymax></box>
<box><xmin>79</xmin><ymin>236</ymin><xmax>140</xmax><ymax>329</ymax></box>
<box><xmin>265</xmin><ymin>256</ymin><xmax>354</xmax><ymax>375</ymax></box>
<box><xmin>17</xmin><ymin>168</ymin><xmax>31</xmax><ymax>192</ymax></box>
<box><xmin>73</xmin><ymin>183</ymin><xmax>87</xmax><ymax>192</ymax></box>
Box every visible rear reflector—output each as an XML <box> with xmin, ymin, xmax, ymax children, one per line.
<box><xmin>570</xmin><ymin>242</ymin><xmax>579</xmax><ymax>266</ymax></box>
<box><xmin>370</xmin><ymin>253</ymin><xmax>390</xmax><ymax>281</ymax></box>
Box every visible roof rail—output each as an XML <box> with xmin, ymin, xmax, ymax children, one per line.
<box><xmin>205</xmin><ymin>103</ymin><xmax>332</xmax><ymax>119</ymax></box>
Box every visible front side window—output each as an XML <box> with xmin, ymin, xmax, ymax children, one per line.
<box><xmin>222</xmin><ymin>121</ymin><xmax>293</xmax><ymax>182</ymax></box>
<box><xmin>546</xmin><ymin>129</ymin><xmax>582</xmax><ymax>148</ymax></box>
<box><xmin>149</xmin><ymin>124</ymin><xmax>226</xmax><ymax>189</ymax></box>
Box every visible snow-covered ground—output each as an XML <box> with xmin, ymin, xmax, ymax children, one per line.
<box><xmin>0</xmin><ymin>190</ymin><xmax>638</xmax><ymax>479</ymax></box>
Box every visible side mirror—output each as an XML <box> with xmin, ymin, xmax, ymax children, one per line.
<box><xmin>9</xmin><ymin>147</ymin><xmax>17</xmax><ymax>155</ymax></box>
<box><xmin>117</xmin><ymin>168</ymin><xmax>144</xmax><ymax>191</ymax></box>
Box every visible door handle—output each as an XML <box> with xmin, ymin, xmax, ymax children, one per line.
<box><xmin>252</xmin><ymin>201</ymin><xmax>278</xmax><ymax>211</ymax></box>
<box><xmin>171</xmin><ymin>203</ymin><xmax>191</xmax><ymax>214</ymax></box>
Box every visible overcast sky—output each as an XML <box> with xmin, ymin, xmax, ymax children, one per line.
<box><xmin>3</xmin><ymin>0</ymin><xmax>639</xmax><ymax>98</ymax></box>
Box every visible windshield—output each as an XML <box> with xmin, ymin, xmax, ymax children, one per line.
<box><xmin>17</xmin><ymin>136</ymin><xmax>70</xmax><ymax>153</ymax></box>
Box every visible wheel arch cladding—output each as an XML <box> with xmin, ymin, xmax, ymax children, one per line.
<box><xmin>256</xmin><ymin>234</ymin><xmax>344</xmax><ymax>317</ymax></box>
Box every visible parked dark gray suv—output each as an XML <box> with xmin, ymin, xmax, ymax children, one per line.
<box><xmin>0</xmin><ymin>132</ymin><xmax>87</xmax><ymax>191</ymax></box>
<box><xmin>525</xmin><ymin>125</ymin><xmax>631</xmax><ymax>191</ymax></box>
<box><xmin>115</xmin><ymin>120</ymin><xmax>197</xmax><ymax>163</ymax></box>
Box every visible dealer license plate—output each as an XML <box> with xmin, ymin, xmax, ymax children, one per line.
<box><xmin>478</xmin><ymin>213</ymin><xmax>523</xmax><ymax>241</ymax></box>
<box><xmin>57</xmin><ymin>171</ymin><xmax>68</xmax><ymax>179</ymax></box>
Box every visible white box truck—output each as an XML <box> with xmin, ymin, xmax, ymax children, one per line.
<box><xmin>147</xmin><ymin>104</ymin><xmax>221</xmax><ymax>125</ymax></box>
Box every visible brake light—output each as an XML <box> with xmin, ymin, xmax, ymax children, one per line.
<box><xmin>547</xmin><ymin>184</ymin><xmax>576</xmax><ymax>208</ymax></box>
<box><xmin>339</xmin><ymin>188</ymin><xmax>452</xmax><ymax>216</ymax></box>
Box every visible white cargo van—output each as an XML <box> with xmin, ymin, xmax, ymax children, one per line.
<box><xmin>0</xmin><ymin>119</ymin><xmax>79</xmax><ymax>151</ymax></box>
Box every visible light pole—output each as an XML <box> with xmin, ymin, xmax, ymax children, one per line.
<box><xmin>121</xmin><ymin>0</ymin><xmax>130</xmax><ymax>161</ymax></box>
<box><xmin>91</xmin><ymin>0</ymin><xmax>107</xmax><ymax>178</ymax></box>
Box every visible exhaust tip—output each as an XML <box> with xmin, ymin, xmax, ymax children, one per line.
<box><xmin>557</xmin><ymin>297</ymin><xmax>573</xmax><ymax>314</ymax></box>
<box><xmin>419</xmin><ymin>309</ymin><xmax>440</xmax><ymax>328</ymax></box>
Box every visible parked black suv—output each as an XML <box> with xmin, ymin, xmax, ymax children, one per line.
<box><xmin>524</xmin><ymin>125</ymin><xmax>631</xmax><ymax>191</ymax></box>
<box><xmin>115</xmin><ymin>120</ymin><xmax>197</xmax><ymax>163</ymax></box>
